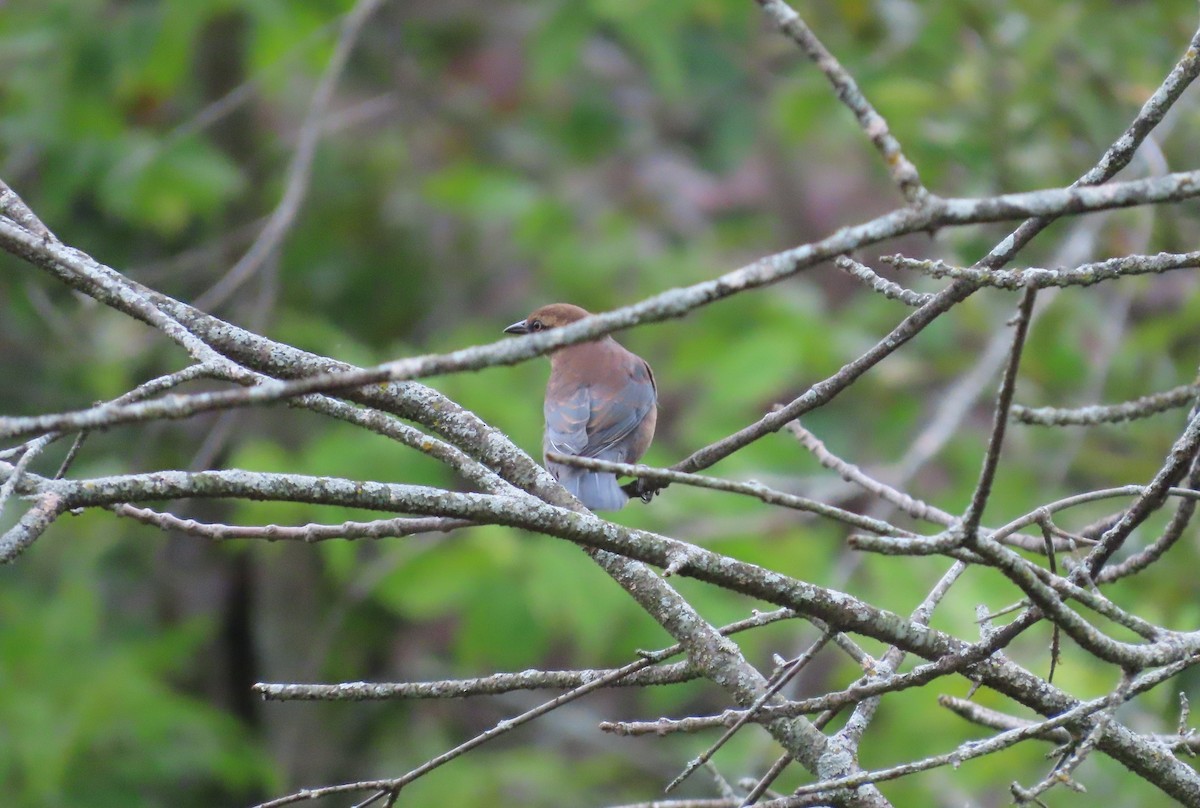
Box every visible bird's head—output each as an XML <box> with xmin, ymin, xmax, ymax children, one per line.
<box><xmin>503</xmin><ymin>303</ymin><xmax>591</xmax><ymax>335</ymax></box>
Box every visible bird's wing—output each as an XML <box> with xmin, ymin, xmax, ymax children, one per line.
<box><xmin>544</xmin><ymin>385</ymin><xmax>591</xmax><ymax>457</ymax></box>
<box><xmin>584</xmin><ymin>360</ymin><xmax>656</xmax><ymax>459</ymax></box>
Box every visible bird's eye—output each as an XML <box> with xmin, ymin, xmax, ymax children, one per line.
<box><xmin>530</xmin><ymin>320</ymin><xmax>544</xmax><ymax>332</ymax></box>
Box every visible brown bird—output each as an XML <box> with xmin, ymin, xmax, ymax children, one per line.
<box><xmin>504</xmin><ymin>303</ymin><xmax>657</xmax><ymax>510</ymax></box>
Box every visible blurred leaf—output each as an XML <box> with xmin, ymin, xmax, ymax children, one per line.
<box><xmin>0</xmin><ymin>527</ymin><xmax>275</xmax><ymax>806</ymax></box>
<box><xmin>372</xmin><ymin>529</ymin><xmax>516</xmax><ymax>621</ymax></box>
<box><xmin>99</xmin><ymin>135</ymin><xmax>245</xmax><ymax>236</ymax></box>
<box><xmin>423</xmin><ymin>163</ymin><xmax>540</xmax><ymax>219</ymax></box>
<box><xmin>527</xmin><ymin>2</ymin><xmax>594</xmax><ymax>89</ymax></box>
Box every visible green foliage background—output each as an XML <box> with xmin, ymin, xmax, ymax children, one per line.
<box><xmin>2</xmin><ymin>1</ymin><xmax>1200</xmax><ymax>805</ymax></box>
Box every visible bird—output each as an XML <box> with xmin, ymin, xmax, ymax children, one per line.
<box><xmin>504</xmin><ymin>303</ymin><xmax>657</xmax><ymax>511</ymax></box>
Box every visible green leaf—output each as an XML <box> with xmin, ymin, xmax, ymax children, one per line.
<box><xmin>422</xmin><ymin>163</ymin><xmax>540</xmax><ymax>219</ymax></box>
<box><xmin>99</xmin><ymin>134</ymin><xmax>245</xmax><ymax>236</ymax></box>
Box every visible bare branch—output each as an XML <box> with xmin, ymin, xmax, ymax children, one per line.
<box><xmin>666</xmin><ymin>630</ymin><xmax>835</xmax><ymax>793</ymax></box>
<box><xmin>1097</xmin><ymin>452</ymin><xmax>1200</xmax><ymax>583</ymax></box>
<box><xmin>112</xmin><ymin>505</ymin><xmax>471</xmax><ymax>542</ymax></box>
<box><xmin>835</xmin><ymin>256</ymin><xmax>935</xmax><ymax>307</ymax></box>
<box><xmin>5</xmin><ymin>11</ymin><xmax>1200</xmax><ymax>808</ymax></box>
<box><xmin>659</xmin><ymin>21</ymin><xmax>1200</xmax><ymax>499</ymax></box>
<box><xmin>886</xmin><ymin>250</ymin><xmax>1200</xmax><ymax>290</ymax></box>
<box><xmin>256</xmin><ymin>608</ymin><xmax>800</xmax><ymax>701</ymax></box>
<box><xmin>546</xmin><ymin>452</ymin><xmax>913</xmax><ymax>537</ymax></box>
<box><xmin>0</xmin><ymin>178</ymin><xmax>51</xmax><ymax>239</ymax></box>
<box><xmin>784</xmin><ymin>420</ymin><xmax>954</xmax><ymax>526</ymax></box>
<box><xmin>0</xmin><ymin>494</ymin><xmax>66</xmax><ymax>564</ymax></box>
<box><xmin>782</xmin><ymin>656</ymin><xmax>1199</xmax><ymax>803</ymax></box>
<box><xmin>1012</xmin><ymin>383</ymin><xmax>1200</xmax><ymax>426</ymax></box>
<box><xmin>9</xmin><ymin>171</ymin><xmax>1200</xmax><ymax>441</ymax></box>
<box><xmin>755</xmin><ymin>0</ymin><xmax>928</xmax><ymax>203</ymax></box>
<box><xmin>1083</xmin><ymin>408</ymin><xmax>1200</xmax><ymax>577</ymax></box>
<box><xmin>961</xmin><ymin>287</ymin><xmax>1038</xmax><ymax>541</ymax></box>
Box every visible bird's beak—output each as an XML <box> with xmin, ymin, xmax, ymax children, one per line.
<box><xmin>503</xmin><ymin>319</ymin><xmax>530</xmax><ymax>335</ymax></box>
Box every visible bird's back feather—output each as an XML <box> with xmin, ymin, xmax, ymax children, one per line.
<box><xmin>542</xmin><ymin>338</ymin><xmax>657</xmax><ymax>510</ymax></box>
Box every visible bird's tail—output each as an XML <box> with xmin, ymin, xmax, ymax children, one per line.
<box><xmin>554</xmin><ymin>467</ymin><xmax>629</xmax><ymax>511</ymax></box>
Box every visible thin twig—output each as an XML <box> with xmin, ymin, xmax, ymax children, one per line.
<box><xmin>112</xmin><ymin>505</ymin><xmax>472</xmax><ymax>542</ymax></box>
<box><xmin>885</xmin><ymin>250</ymin><xmax>1200</xmax><ymax>290</ymax></box>
<box><xmin>1082</xmin><ymin>407</ymin><xmax>1200</xmax><ymax>577</ymax></box>
<box><xmin>603</xmin><ymin>611</ymin><xmax>1040</xmax><ymax>736</ymax></box>
<box><xmin>755</xmin><ymin>0</ymin><xmax>928</xmax><ymax>203</ymax></box>
<box><xmin>12</xmin><ymin>171</ymin><xmax>1200</xmax><ymax>442</ymax></box>
<box><xmin>1012</xmin><ymin>383</ymin><xmax>1200</xmax><ymax>426</ymax></box>
<box><xmin>961</xmin><ymin>286</ymin><xmax>1038</xmax><ymax>542</ymax></box>
<box><xmin>1097</xmin><ymin>450</ymin><xmax>1200</xmax><ymax>582</ymax></box>
<box><xmin>256</xmin><ymin>608</ymin><xmax>801</xmax><ymax>701</ymax></box>
<box><xmin>0</xmin><ymin>494</ymin><xmax>66</xmax><ymax>564</ymax></box>
<box><xmin>658</xmin><ymin>21</ymin><xmax>1200</xmax><ymax>496</ymax></box>
<box><xmin>250</xmin><ymin>633</ymin><xmax>776</xmax><ymax>808</ymax></box>
<box><xmin>852</xmin><ymin>485</ymin><xmax>1200</xmax><ymax>556</ymax></box>
<box><xmin>835</xmin><ymin>256</ymin><xmax>935</xmax><ymax>306</ymax></box>
<box><xmin>194</xmin><ymin>0</ymin><xmax>386</xmax><ymax>310</ymax></box>
<box><xmin>546</xmin><ymin>453</ymin><xmax>913</xmax><ymax>537</ymax></box>
<box><xmin>782</xmin><ymin>656</ymin><xmax>1199</xmax><ymax>802</ymax></box>
<box><xmin>784</xmin><ymin>420</ymin><xmax>954</xmax><ymax>526</ymax></box>
<box><xmin>665</xmin><ymin>630</ymin><xmax>836</xmax><ymax>793</ymax></box>
<box><xmin>0</xmin><ymin>433</ymin><xmax>55</xmax><ymax>519</ymax></box>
